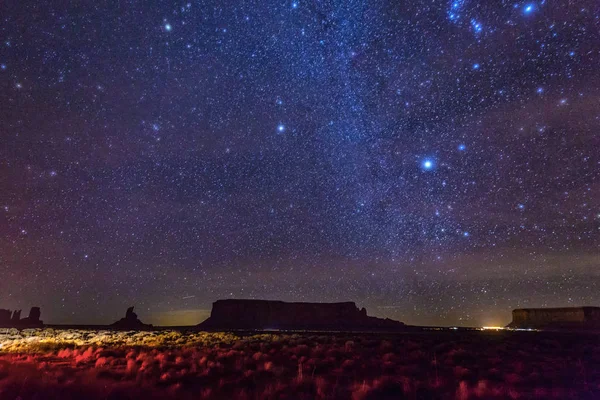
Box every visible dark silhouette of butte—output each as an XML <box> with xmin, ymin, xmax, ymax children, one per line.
<box><xmin>110</xmin><ymin>306</ymin><xmax>153</xmax><ymax>330</ymax></box>
<box><xmin>198</xmin><ymin>299</ymin><xmax>405</xmax><ymax>331</ymax></box>
<box><xmin>508</xmin><ymin>306</ymin><xmax>600</xmax><ymax>330</ymax></box>
<box><xmin>0</xmin><ymin>307</ymin><xmax>43</xmax><ymax>328</ymax></box>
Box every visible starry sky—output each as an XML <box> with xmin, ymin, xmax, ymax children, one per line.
<box><xmin>1</xmin><ymin>0</ymin><xmax>599</xmax><ymax>327</ymax></box>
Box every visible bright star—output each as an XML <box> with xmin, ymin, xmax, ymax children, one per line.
<box><xmin>164</xmin><ymin>23</ymin><xmax>172</xmax><ymax>31</ymax></box>
<box><xmin>473</xmin><ymin>63</ymin><xmax>480</xmax><ymax>70</ymax></box>
<box><xmin>458</xmin><ymin>144</ymin><xmax>466</xmax><ymax>151</ymax></box>
<box><xmin>523</xmin><ymin>4</ymin><xmax>535</xmax><ymax>14</ymax></box>
<box><xmin>277</xmin><ymin>124</ymin><xmax>285</xmax><ymax>133</ymax></box>
<box><xmin>536</xmin><ymin>87</ymin><xmax>544</xmax><ymax>94</ymax></box>
<box><xmin>421</xmin><ymin>158</ymin><xmax>435</xmax><ymax>171</ymax></box>
<box><xmin>448</xmin><ymin>0</ymin><xmax>464</xmax><ymax>21</ymax></box>
<box><xmin>463</xmin><ymin>231</ymin><xmax>470</xmax><ymax>237</ymax></box>
<box><xmin>0</xmin><ymin>64</ymin><xmax>6</xmax><ymax>70</ymax></box>
<box><xmin>291</xmin><ymin>2</ymin><xmax>298</xmax><ymax>8</ymax></box>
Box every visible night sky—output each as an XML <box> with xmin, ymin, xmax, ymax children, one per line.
<box><xmin>1</xmin><ymin>0</ymin><xmax>599</xmax><ymax>327</ymax></box>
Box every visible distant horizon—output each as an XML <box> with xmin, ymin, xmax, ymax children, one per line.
<box><xmin>4</xmin><ymin>298</ymin><xmax>599</xmax><ymax>328</ymax></box>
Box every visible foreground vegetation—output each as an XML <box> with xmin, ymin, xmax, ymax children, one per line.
<box><xmin>0</xmin><ymin>328</ymin><xmax>598</xmax><ymax>399</ymax></box>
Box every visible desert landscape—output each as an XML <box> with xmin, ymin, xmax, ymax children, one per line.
<box><xmin>1</xmin><ymin>327</ymin><xmax>598</xmax><ymax>399</ymax></box>
<box><xmin>2</xmin><ymin>0</ymin><xmax>599</xmax><ymax>398</ymax></box>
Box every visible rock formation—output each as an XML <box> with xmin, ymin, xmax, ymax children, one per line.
<box><xmin>111</xmin><ymin>306</ymin><xmax>153</xmax><ymax>330</ymax></box>
<box><xmin>0</xmin><ymin>307</ymin><xmax>43</xmax><ymax>328</ymax></box>
<box><xmin>11</xmin><ymin>310</ymin><xmax>21</xmax><ymax>323</ymax></box>
<box><xmin>20</xmin><ymin>307</ymin><xmax>43</xmax><ymax>327</ymax></box>
<box><xmin>0</xmin><ymin>309</ymin><xmax>12</xmax><ymax>325</ymax></box>
<box><xmin>508</xmin><ymin>306</ymin><xmax>600</xmax><ymax>329</ymax></box>
<box><xmin>198</xmin><ymin>299</ymin><xmax>405</xmax><ymax>331</ymax></box>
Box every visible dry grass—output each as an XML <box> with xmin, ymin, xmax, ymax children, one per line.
<box><xmin>0</xmin><ymin>328</ymin><xmax>598</xmax><ymax>399</ymax></box>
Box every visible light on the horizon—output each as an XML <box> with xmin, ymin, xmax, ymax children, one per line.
<box><xmin>481</xmin><ymin>326</ymin><xmax>506</xmax><ymax>330</ymax></box>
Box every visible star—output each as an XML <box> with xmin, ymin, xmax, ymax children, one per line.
<box><xmin>1</xmin><ymin>0</ymin><xmax>598</xmax><ymax>330</ymax></box>
<box><xmin>421</xmin><ymin>158</ymin><xmax>435</xmax><ymax>171</ymax></box>
<box><xmin>448</xmin><ymin>0</ymin><xmax>464</xmax><ymax>21</ymax></box>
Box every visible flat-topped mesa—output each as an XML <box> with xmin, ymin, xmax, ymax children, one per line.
<box><xmin>508</xmin><ymin>307</ymin><xmax>600</xmax><ymax>330</ymax></box>
<box><xmin>198</xmin><ymin>299</ymin><xmax>405</xmax><ymax>331</ymax></box>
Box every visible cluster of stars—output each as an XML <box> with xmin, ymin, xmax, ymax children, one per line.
<box><xmin>0</xmin><ymin>0</ymin><xmax>598</xmax><ymax>326</ymax></box>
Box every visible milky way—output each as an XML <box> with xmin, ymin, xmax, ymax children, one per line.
<box><xmin>1</xmin><ymin>0</ymin><xmax>599</xmax><ymax>326</ymax></box>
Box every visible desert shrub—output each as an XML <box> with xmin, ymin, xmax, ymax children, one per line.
<box><xmin>0</xmin><ymin>329</ymin><xmax>599</xmax><ymax>399</ymax></box>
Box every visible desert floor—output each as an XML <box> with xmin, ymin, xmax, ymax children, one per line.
<box><xmin>0</xmin><ymin>328</ymin><xmax>598</xmax><ymax>399</ymax></box>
